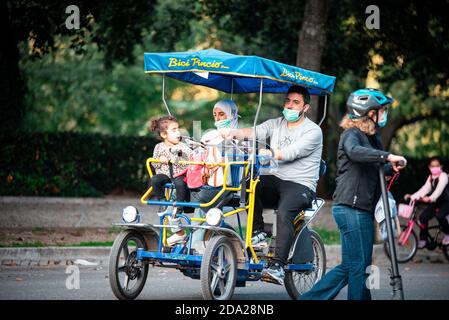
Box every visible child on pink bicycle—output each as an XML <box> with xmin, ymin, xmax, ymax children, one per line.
<box><xmin>404</xmin><ymin>157</ymin><xmax>449</xmax><ymax>248</ymax></box>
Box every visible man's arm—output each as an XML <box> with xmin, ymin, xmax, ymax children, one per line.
<box><xmin>220</xmin><ymin>119</ymin><xmax>275</xmax><ymax>140</ymax></box>
<box><xmin>218</xmin><ymin>127</ymin><xmax>253</xmax><ymax>140</ymax></box>
<box><xmin>233</xmin><ymin>127</ymin><xmax>255</xmax><ymax>139</ymax></box>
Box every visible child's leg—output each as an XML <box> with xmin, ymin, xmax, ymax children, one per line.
<box><xmin>418</xmin><ymin>204</ymin><xmax>437</xmax><ymax>240</ymax></box>
<box><xmin>150</xmin><ymin>174</ymin><xmax>170</xmax><ymax>199</ymax></box>
<box><xmin>173</xmin><ymin>176</ymin><xmax>189</xmax><ymax>203</ymax></box>
<box><xmin>173</xmin><ymin>176</ymin><xmax>196</xmax><ymax>214</ymax></box>
<box><xmin>170</xmin><ymin>178</ymin><xmax>188</xmax><ymax>237</ymax></box>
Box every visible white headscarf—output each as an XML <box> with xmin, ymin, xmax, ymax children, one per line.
<box><xmin>213</xmin><ymin>99</ymin><xmax>239</xmax><ymax>129</ymax></box>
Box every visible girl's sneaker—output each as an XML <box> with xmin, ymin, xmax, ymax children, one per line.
<box><xmin>167</xmin><ymin>233</ymin><xmax>187</xmax><ymax>246</ymax></box>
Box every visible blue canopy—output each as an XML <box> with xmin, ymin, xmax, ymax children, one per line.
<box><xmin>144</xmin><ymin>49</ymin><xmax>336</xmax><ymax>95</ymax></box>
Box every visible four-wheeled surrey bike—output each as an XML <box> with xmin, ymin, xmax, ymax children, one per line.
<box><xmin>108</xmin><ymin>49</ymin><xmax>337</xmax><ymax>300</ymax></box>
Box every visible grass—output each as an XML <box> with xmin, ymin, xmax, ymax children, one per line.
<box><xmin>66</xmin><ymin>241</ymin><xmax>114</xmax><ymax>247</ymax></box>
<box><xmin>0</xmin><ymin>229</ymin><xmax>341</xmax><ymax>247</ymax></box>
<box><xmin>229</xmin><ymin>225</ymin><xmax>341</xmax><ymax>245</ymax></box>
<box><xmin>314</xmin><ymin>228</ymin><xmax>341</xmax><ymax>245</ymax></box>
<box><xmin>0</xmin><ymin>241</ymin><xmax>45</xmax><ymax>248</ymax></box>
<box><xmin>0</xmin><ymin>241</ymin><xmax>114</xmax><ymax>248</ymax></box>
<box><xmin>107</xmin><ymin>226</ymin><xmax>122</xmax><ymax>234</ymax></box>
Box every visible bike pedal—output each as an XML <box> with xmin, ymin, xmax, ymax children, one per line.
<box><xmin>260</xmin><ymin>273</ymin><xmax>283</xmax><ymax>286</ymax></box>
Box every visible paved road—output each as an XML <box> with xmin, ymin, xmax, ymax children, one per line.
<box><xmin>1</xmin><ymin>262</ymin><xmax>448</xmax><ymax>300</ymax></box>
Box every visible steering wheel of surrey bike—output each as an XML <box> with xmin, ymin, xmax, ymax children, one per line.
<box><xmin>181</xmin><ymin>135</ymin><xmax>277</xmax><ymax>168</ymax></box>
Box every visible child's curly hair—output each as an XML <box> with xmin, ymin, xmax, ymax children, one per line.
<box><xmin>149</xmin><ymin>115</ymin><xmax>178</xmax><ymax>140</ymax></box>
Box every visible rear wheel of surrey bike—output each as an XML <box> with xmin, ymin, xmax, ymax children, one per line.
<box><xmin>109</xmin><ymin>230</ymin><xmax>149</xmax><ymax>300</ymax></box>
<box><xmin>200</xmin><ymin>235</ymin><xmax>237</xmax><ymax>300</ymax></box>
<box><xmin>284</xmin><ymin>229</ymin><xmax>326</xmax><ymax>300</ymax></box>
<box><xmin>384</xmin><ymin>224</ymin><xmax>418</xmax><ymax>263</ymax></box>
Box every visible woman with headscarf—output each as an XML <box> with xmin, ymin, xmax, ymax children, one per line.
<box><xmin>192</xmin><ymin>99</ymin><xmax>240</xmax><ymax>210</ymax></box>
<box><xmin>190</xmin><ymin>99</ymin><xmax>241</xmax><ymax>251</ymax></box>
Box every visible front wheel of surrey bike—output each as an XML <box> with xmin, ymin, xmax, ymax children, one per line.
<box><xmin>383</xmin><ymin>224</ymin><xmax>418</xmax><ymax>263</ymax></box>
<box><xmin>200</xmin><ymin>235</ymin><xmax>237</xmax><ymax>300</ymax></box>
<box><xmin>109</xmin><ymin>230</ymin><xmax>149</xmax><ymax>300</ymax></box>
<box><xmin>284</xmin><ymin>229</ymin><xmax>326</xmax><ymax>300</ymax></box>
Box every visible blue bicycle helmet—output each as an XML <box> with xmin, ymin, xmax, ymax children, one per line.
<box><xmin>346</xmin><ymin>88</ymin><xmax>394</xmax><ymax>118</ymax></box>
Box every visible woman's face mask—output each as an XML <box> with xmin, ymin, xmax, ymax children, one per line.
<box><xmin>376</xmin><ymin>109</ymin><xmax>388</xmax><ymax>127</ymax></box>
<box><xmin>214</xmin><ymin>119</ymin><xmax>232</xmax><ymax>129</ymax></box>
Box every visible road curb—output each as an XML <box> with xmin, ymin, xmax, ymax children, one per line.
<box><xmin>0</xmin><ymin>247</ymin><xmax>111</xmax><ymax>267</ymax></box>
<box><xmin>0</xmin><ymin>245</ymin><xmax>349</xmax><ymax>266</ymax></box>
<box><xmin>0</xmin><ymin>244</ymin><xmax>444</xmax><ymax>267</ymax></box>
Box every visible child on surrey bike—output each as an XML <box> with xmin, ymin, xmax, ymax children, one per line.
<box><xmin>404</xmin><ymin>156</ymin><xmax>449</xmax><ymax>248</ymax></box>
<box><xmin>149</xmin><ymin>116</ymin><xmax>193</xmax><ymax>246</ymax></box>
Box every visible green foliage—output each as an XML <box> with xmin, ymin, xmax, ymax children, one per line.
<box><xmin>314</xmin><ymin>228</ymin><xmax>341</xmax><ymax>245</ymax></box>
<box><xmin>0</xmin><ymin>132</ymin><xmax>158</xmax><ymax>197</ymax></box>
<box><xmin>7</xmin><ymin>0</ymin><xmax>157</xmax><ymax>67</ymax></box>
<box><xmin>3</xmin><ymin>0</ymin><xmax>157</xmax><ymax>134</ymax></box>
<box><xmin>19</xmin><ymin>32</ymin><xmax>286</xmax><ymax>135</ymax></box>
<box><xmin>203</xmin><ymin>0</ymin><xmax>304</xmax><ymax>65</ymax></box>
<box><xmin>0</xmin><ymin>241</ymin><xmax>115</xmax><ymax>247</ymax></box>
<box><xmin>19</xmin><ymin>40</ymin><xmax>167</xmax><ymax>135</ymax></box>
<box><xmin>0</xmin><ymin>241</ymin><xmax>45</xmax><ymax>248</ymax></box>
<box><xmin>387</xmin><ymin>78</ymin><xmax>449</xmax><ymax>158</ymax></box>
<box><xmin>5</xmin><ymin>0</ymin><xmax>449</xmax><ymax>201</ymax></box>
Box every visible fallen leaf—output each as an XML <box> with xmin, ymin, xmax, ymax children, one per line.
<box><xmin>74</xmin><ymin>259</ymin><xmax>98</xmax><ymax>266</ymax></box>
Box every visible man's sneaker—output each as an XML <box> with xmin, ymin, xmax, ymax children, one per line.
<box><xmin>167</xmin><ymin>233</ymin><xmax>187</xmax><ymax>246</ymax></box>
<box><xmin>261</xmin><ymin>262</ymin><xmax>285</xmax><ymax>286</ymax></box>
<box><xmin>418</xmin><ymin>240</ymin><xmax>427</xmax><ymax>249</ymax></box>
<box><xmin>253</xmin><ymin>241</ymin><xmax>269</xmax><ymax>250</ymax></box>
<box><xmin>442</xmin><ymin>234</ymin><xmax>449</xmax><ymax>246</ymax></box>
<box><xmin>251</xmin><ymin>231</ymin><xmax>267</xmax><ymax>245</ymax></box>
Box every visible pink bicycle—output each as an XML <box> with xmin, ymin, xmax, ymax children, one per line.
<box><xmin>384</xmin><ymin>199</ymin><xmax>449</xmax><ymax>263</ymax></box>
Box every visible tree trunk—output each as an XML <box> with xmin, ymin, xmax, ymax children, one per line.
<box><xmin>296</xmin><ymin>0</ymin><xmax>329</xmax><ymax>123</ymax></box>
<box><xmin>1</xmin><ymin>1</ymin><xmax>25</xmax><ymax>136</ymax></box>
<box><xmin>296</xmin><ymin>0</ymin><xmax>330</xmax><ymax>197</ymax></box>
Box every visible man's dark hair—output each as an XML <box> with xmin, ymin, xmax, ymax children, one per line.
<box><xmin>287</xmin><ymin>85</ymin><xmax>311</xmax><ymax>105</ymax></box>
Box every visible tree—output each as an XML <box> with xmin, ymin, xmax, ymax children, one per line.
<box><xmin>296</xmin><ymin>0</ymin><xmax>330</xmax><ymax>122</ymax></box>
<box><xmin>202</xmin><ymin>0</ymin><xmax>449</xmax><ymax>196</ymax></box>
<box><xmin>2</xmin><ymin>0</ymin><xmax>157</xmax><ymax>135</ymax></box>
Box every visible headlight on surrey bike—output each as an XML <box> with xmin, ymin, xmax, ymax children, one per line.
<box><xmin>206</xmin><ymin>208</ymin><xmax>223</xmax><ymax>227</ymax></box>
<box><xmin>122</xmin><ymin>206</ymin><xmax>140</xmax><ymax>223</ymax></box>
